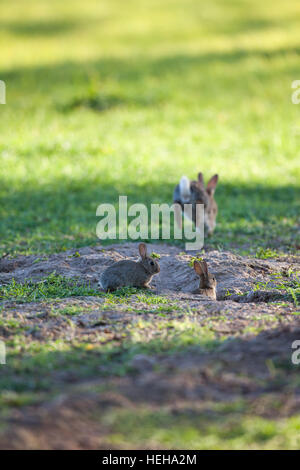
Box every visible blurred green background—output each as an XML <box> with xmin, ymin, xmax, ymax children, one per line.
<box><xmin>0</xmin><ymin>0</ymin><xmax>299</xmax><ymax>255</ymax></box>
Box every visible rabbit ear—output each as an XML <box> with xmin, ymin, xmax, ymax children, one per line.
<box><xmin>201</xmin><ymin>260</ymin><xmax>209</xmax><ymax>276</ymax></box>
<box><xmin>198</xmin><ymin>172</ymin><xmax>205</xmax><ymax>190</ymax></box>
<box><xmin>194</xmin><ymin>260</ymin><xmax>204</xmax><ymax>276</ymax></box>
<box><xmin>206</xmin><ymin>174</ymin><xmax>218</xmax><ymax>195</ymax></box>
<box><xmin>139</xmin><ymin>243</ymin><xmax>147</xmax><ymax>259</ymax></box>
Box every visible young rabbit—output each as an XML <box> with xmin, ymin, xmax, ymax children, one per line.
<box><xmin>98</xmin><ymin>243</ymin><xmax>160</xmax><ymax>292</ymax></box>
<box><xmin>193</xmin><ymin>260</ymin><xmax>217</xmax><ymax>299</ymax></box>
<box><xmin>173</xmin><ymin>172</ymin><xmax>218</xmax><ymax>235</ymax></box>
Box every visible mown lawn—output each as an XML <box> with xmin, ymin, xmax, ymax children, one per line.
<box><xmin>0</xmin><ymin>0</ymin><xmax>299</xmax><ymax>255</ymax></box>
<box><xmin>0</xmin><ymin>0</ymin><xmax>300</xmax><ymax>450</ymax></box>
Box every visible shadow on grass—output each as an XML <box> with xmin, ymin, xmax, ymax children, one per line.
<box><xmin>0</xmin><ymin>18</ymin><xmax>87</xmax><ymax>37</ymax></box>
<box><xmin>0</xmin><ymin>326</ymin><xmax>219</xmax><ymax>393</ymax></box>
<box><xmin>1</xmin><ymin>324</ymin><xmax>298</xmax><ymax>393</ymax></box>
<box><xmin>3</xmin><ymin>46</ymin><xmax>300</xmax><ymax>77</ymax></box>
<box><xmin>0</xmin><ymin>322</ymin><xmax>299</xmax><ymax>449</ymax></box>
<box><xmin>1</xmin><ymin>45</ymin><xmax>299</xmax><ymax>253</ymax></box>
<box><xmin>0</xmin><ymin>179</ymin><xmax>299</xmax><ymax>254</ymax></box>
<box><xmin>1</xmin><ymin>46</ymin><xmax>300</xmax><ymax>109</ymax></box>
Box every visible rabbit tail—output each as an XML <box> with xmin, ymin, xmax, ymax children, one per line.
<box><xmin>179</xmin><ymin>176</ymin><xmax>191</xmax><ymax>202</ymax></box>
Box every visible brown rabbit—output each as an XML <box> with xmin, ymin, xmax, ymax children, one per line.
<box><xmin>98</xmin><ymin>243</ymin><xmax>160</xmax><ymax>292</ymax></box>
<box><xmin>193</xmin><ymin>260</ymin><xmax>217</xmax><ymax>299</ymax></box>
<box><xmin>173</xmin><ymin>172</ymin><xmax>218</xmax><ymax>235</ymax></box>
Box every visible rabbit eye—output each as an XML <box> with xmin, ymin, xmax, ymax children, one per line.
<box><xmin>150</xmin><ymin>261</ymin><xmax>154</xmax><ymax>266</ymax></box>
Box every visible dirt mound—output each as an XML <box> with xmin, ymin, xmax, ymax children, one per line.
<box><xmin>0</xmin><ymin>243</ymin><xmax>298</xmax><ymax>302</ymax></box>
<box><xmin>0</xmin><ymin>244</ymin><xmax>299</xmax><ymax>449</ymax></box>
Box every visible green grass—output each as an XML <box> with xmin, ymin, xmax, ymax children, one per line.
<box><xmin>0</xmin><ymin>274</ymin><xmax>185</xmax><ymax>309</ymax></box>
<box><xmin>103</xmin><ymin>407</ymin><xmax>300</xmax><ymax>450</ymax></box>
<box><xmin>0</xmin><ymin>273</ymin><xmax>99</xmax><ymax>302</ymax></box>
<box><xmin>253</xmin><ymin>270</ymin><xmax>300</xmax><ymax>305</ymax></box>
<box><xmin>255</xmin><ymin>247</ymin><xmax>284</xmax><ymax>259</ymax></box>
<box><xmin>0</xmin><ymin>282</ymin><xmax>297</xmax><ymax>447</ymax></box>
<box><xmin>0</xmin><ymin>0</ymin><xmax>300</xmax><ymax>255</ymax></box>
<box><xmin>1</xmin><ymin>318</ymin><xmax>219</xmax><ymax>394</ymax></box>
<box><xmin>1</xmin><ymin>0</ymin><xmax>300</xmax><ymax>450</ymax></box>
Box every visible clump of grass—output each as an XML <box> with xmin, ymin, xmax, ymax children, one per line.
<box><xmin>253</xmin><ymin>272</ymin><xmax>300</xmax><ymax>305</ymax></box>
<box><xmin>188</xmin><ymin>255</ymin><xmax>204</xmax><ymax>267</ymax></box>
<box><xmin>288</xmin><ymin>288</ymin><xmax>299</xmax><ymax>307</ymax></box>
<box><xmin>0</xmin><ymin>272</ymin><xmax>99</xmax><ymax>303</ymax></box>
<box><xmin>255</xmin><ymin>247</ymin><xmax>281</xmax><ymax>259</ymax></box>
<box><xmin>68</xmin><ymin>251</ymin><xmax>81</xmax><ymax>258</ymax></box>
<box><xmin>56</xmin><ymin>305</ymin><xmax>92</xmax><ymax>316</ymax></box>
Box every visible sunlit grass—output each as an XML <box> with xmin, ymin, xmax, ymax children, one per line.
<box><xmin>104</xmin><ymin>407</ymin><xmax>300</xmax><ymax>450</ymax></box>
<box><xmin>0</xmin><ymin>0</ymin><xmax>300</xmax><ymax>255</ymax></box>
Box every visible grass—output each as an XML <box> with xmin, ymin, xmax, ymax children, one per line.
<box><xmin>0</xmin><ymin>273</ymin><xmax>98</xmax><ymax>302</ymax></box>
<box><xmin>255</xmin><ymin>247</ymin><xmax>284</xmax><ymax>259</ymax></box>
<box><xmin>253</xmin><ymin>270</ymin><xmax>300</xmax><ymax>305</ymax></box>
<box><xmin>0</xmin><ymin>0</ymin><xmax>300</xmax><ymax>450</ymax></box>
<box><xmin>0</xmin><ymin>0</ymin><xmax>300</xmax><ymax>255</ymax></box>
<box><xmin>0</xmin><ymin>285</ymin><xmax>297</xmax><ymax>447</ymax></box>
<box><xmin>1</xmin><ymin>317</ymin><xmax>219</xmax><ymax>394</ymax></box>
<box><xmin>103</xmin><ymin>407</ymin><xmax>300</xmax><ymax>450</ymax></box>
<box><xmin>0</xmin><ymin>274</ymin><xmax>186</xmax><ymax>312</ymax></box>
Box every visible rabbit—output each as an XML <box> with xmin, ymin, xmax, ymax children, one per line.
<box><xmin>173</xmin><ymin>172</ymin><xmax>218</xmax><ymax>235</ymax></box>
<box><xmin>98</xmin><ymin>243</ymin><xmax>160</xmax><ymax>292</ymax></box>
<box><xmin>192</xmin><ymin>260</ymin><xmax>217</xmax><ymax>299</ymax></box>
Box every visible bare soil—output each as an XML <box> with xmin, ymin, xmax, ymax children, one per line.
<box><xmin>0</xmin><ymin>243</ymin><xmax>299</xmax><ymax>449</ymax></box>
